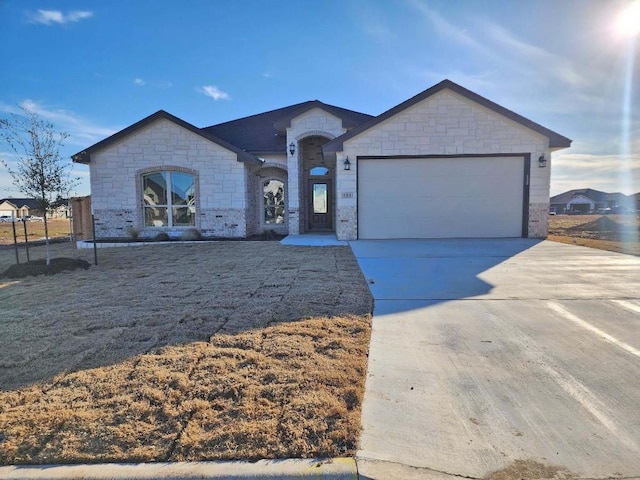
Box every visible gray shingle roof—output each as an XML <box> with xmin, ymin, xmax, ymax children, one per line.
<box><xmin>0</xmin><ymin>198</ymin><xmax>42</xmax><ymax>210</ymax></box>
<box><xmin>550</xmin><ymin>189</ymin><xmax>611</xmax><ymax>204</ymax></box>
<box><xmin>202</xmin><ymin>101</ymin><xmax>373</xmax><ymax>154</ymax></box>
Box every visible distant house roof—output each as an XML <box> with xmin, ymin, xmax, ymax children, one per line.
<box><xmin>72</xmin><ymin>110</ymin><xmax>261</xmax><ymax>165</ymax></box>
<box><xmin>550</xmin><ymin>189</ymin><xmax>610</xmax><ymax>204</ymax></box>
<box><xmin>202</xmin><ymin>101</ymin><xmax>373</xmax><ymax>154</ymax></box>
<box><xmin>324</xmin><ymin>79</ymin><xmax>572</xmax><ymax>153</ymax></box>
<box><xmin>0</xmin><ymin>198</ymin><xmax>42</xmax><ymax>210</ymax></box>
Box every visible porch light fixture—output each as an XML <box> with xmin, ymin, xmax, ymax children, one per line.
<box><xmin>343</xmin><ymin>157</ymin><xmax>351</xmax><ymax>171</ymax></box>
<box><xmin>289</xmin><ymin>142</ymin><xmax>296</xmax><ymax>156</ymax></box>
<box><xmin>538</xmin><ymin>154</ymin><xmax>547</xmax><ymax>168</ymax></box>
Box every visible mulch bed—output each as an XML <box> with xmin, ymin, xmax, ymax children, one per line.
<box><xmin>2</xmin><ymin>258</ymin><xmax>90</xmax><ymax>279</ymax></box>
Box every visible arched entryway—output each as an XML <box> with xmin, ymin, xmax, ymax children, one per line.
<box><xmin>255</xmin><ymin>165</ymin><xmax>287</xmax><ymax>235</ymax></box>
<box><xmin>299</xmin><ymin>135</ymin><xmax>335</xmax><ymax>232</ymax></box>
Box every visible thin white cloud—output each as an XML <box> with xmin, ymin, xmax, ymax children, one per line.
<box><xmin>198</xmin><ymin>85</ymin><xmax>230</xmax><ymax>101</ymax></box>
<box><xmin>133</xmin><ymin>78</ymin><xmax>172</xmax><ymax>88</ymax></box>
<box><xmin>0</xmin><ymin>100</ymin><xmax>118</xmax><ymax>147</ymax></box>
<box><xmin>0</xmin><ymin>101</ymin><xmax>114</xmax><ymax>197</ymax></box>
<box><xmin>482</xmin><ymin>22</ymin><xmax>589</xmax><ymax>90</ymax></box>
<box><xmin>27</xmin><ymin>9</ymin><xmax>93</xmax><ymax>25</ymax></box>
<box><xmin>552</xmin><ymin>152</ymin><xmax>640</xmax><ymax>196</ymax></box>
<box><xmin>353</xmin><ymin>2</ymin><xmax>395</xmax><ymax>41</ymax></box>
<box><xmin>407</xmin><ymin>0</ymin><xmax>496</xmax><ymax>59</ymax></box>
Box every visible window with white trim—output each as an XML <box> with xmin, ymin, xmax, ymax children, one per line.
<box><xmin>263</xmin><ymin>179</ymin><xmax>285</xmax><ymax>225</ymax></box>
<box><xmin>142</xmin><ymin>171</ymin><xmax>195</xmax><ymax>227</ymax></box>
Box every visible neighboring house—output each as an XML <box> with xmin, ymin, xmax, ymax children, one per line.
<box><xmin>72</xmin><ymin>79</ymin><xmax>571</xmax><ymax>240</ymax></box>
<box><xmin>550</xmin><ymin>189</ymin><xmax>634</xmax><ymax>214</ymax></box>
<box><xmin>605</xmin><ymin>192</ymin><xmax>636</xmax><ymax>213</ymax></box>
<box><xmin>0</xmin><ymin>198</ymin><xmax>43</xmax><ymax>218</ymax></box>
<box><xmin>50</xmin><ymin>197</ymin><xmax>71</xmax><ymax>218</ymax></box>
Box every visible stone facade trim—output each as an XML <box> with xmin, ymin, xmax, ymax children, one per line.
<box><xmin>295</xmin><ymin>130</ymin><xmax>336</xmax><ymax>141</ymax></box>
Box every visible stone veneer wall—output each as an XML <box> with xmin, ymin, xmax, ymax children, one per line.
<box><xmin>90</xmin><ymin>118</ymin><xmax>248</xmax><ymax>238</ymax></box>
<box><xmin>286</xmin><ymin>109</ymin><xmax>347</xmax><ymax>234</ymax></box>
<box><xmin>337</xmin><ymin>89</ymin><xmax>553</xmax><ymax>240</ymax></box>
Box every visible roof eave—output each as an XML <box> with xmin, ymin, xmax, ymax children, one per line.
<box><xmin>323</xmin><ymin>79</ymin><xmax>573</xmax><ymax>153</ymax></box>
<box><xmin>70</xmin><ymin>110</ymin><xmax>262</xmax><ymax>165</ymax></box>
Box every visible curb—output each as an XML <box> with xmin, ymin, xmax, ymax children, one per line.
<box><xmin>0</xmin><ymin>458</ymin><xmax>358</xmax><ymax>480</ymax></box>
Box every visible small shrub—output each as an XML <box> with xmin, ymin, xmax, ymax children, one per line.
<box><xmin>261</xmin><ymin>229</ymin><xmax>275</xmax><ymax>240</ymax></box>
<box><xmin>153</xmin><ymin>232</ymin><xmax>170</xmax><ymax>242</ymax></box>
<box><xmin>125</xmin><ymin>226</ymin><xmax>140</xmax><ymax>240</ymax></box>
<box><xmin>180</xmin><ymin>228</ymin><xmax>202</xmax><ymax>241</ymax></box>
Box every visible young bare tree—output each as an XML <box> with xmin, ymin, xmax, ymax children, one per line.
<box><xmin>0</xmin><ymin>107</ymin><xmax>78</xmax><ymax>265</ymax></box>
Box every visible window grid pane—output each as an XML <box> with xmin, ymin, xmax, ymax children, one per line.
<box><xmin>143</xmin><ymin>171</ymin><xmax>195</xmax><ymax>227</ymax></box>
<box><xmin>171</xmin><ymin>172</ymin><xmax>195</xmax><ymax>206</ymax></box>
<box><xmin>143</xmin><ymin>172</ymin><xmax>168</xmax><ymax>206</ymax></box>
<box><xmin>145</xmin><ymin>206</ymin><xmax>168</xmax><ymax>227</ymax></box>
<box><xmin>172</xmin><ymin>207</ymin><xmax>195</xmax><ymax>226</ymax></box>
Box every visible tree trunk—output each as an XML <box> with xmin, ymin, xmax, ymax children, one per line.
<box><xmin>43</xmin><ymin>214</ymin><xmax>51</xmax><ymax>266</ymax></box>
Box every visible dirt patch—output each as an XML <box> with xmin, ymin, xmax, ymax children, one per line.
<box><xmin>0</xmin><ymin>218</ymin><xmax>71</xmax><ymax>245</ymax></box>
<box><xmin>548</xmin><ymin>215</ymin><xmax>640</xmax><ymax>256</ymax></box>
<box><xmin>0</xmin><ymin>241</ymin><xmax>373</xmax><ymax>464</ymax></box>
<box><xmin>486</xmin><ymin>459</ymin><xmax>574</xmax><ymax>480</ymax></box>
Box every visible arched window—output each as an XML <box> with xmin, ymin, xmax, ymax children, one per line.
<box><xmin>142</xmin><ymin>171</ymin><xmax>195</xmax><ymax>227</ymax></box>
<box><xmin>263</xmin><ymin>179</ymin><xmax>285</xmax><ymax>225</ymax></box>
<box><xmin>309</xmin><ymin>166</ymin><xmax>330</xmax><ymax>176</ymax></box>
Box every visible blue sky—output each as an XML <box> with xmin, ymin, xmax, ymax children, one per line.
<box><xmin>1</xmin><ymin>0</ymin><xmax>638</xmax><ymax>198</ymax></box>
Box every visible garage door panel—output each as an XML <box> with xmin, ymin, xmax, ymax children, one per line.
<box><xmin>358</xmin><ymin>156</ymin><xmax>525</xmax><ymax>239</ymax></box>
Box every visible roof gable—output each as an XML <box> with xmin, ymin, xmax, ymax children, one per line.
<box><xmin>550</xmin><ymin>188</ymin><xmax>609</xmax><ymax>204</ymax></box>
<box><xmin>72</xmin><ymin>110</ymin><xmax>261</xmax><ymax>165</ymax></box>
<box><xmin>324</xmin><ymin>79</ymin><xmax>572</xmax><ymax>153</ymax></box>
<box><xmin>272</xmin><ymin>100</ymin><xmax>371</xmax><ymax>132</ymax></box>
<box><xmin>0</xmin><ymin>198</ymin><xmax>42</xmax><ymax>210</ymax></box>
<box><xmin>203</xmin><ymin>101</ymin><xmax>373</xmax><ymax>154</ymax></box>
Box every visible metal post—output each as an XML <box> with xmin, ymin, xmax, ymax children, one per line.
<box><xmin>91</xmin><ymin>214</ymin><xmax>98</xmax><ymax>266</ymax></box>
<box><xmin>22</xmin><ymin>219</ymin><xmax>30</xmax><ymax>262</ymax></box>
<box><xmin>11</xmin><ymin>218</ymin><xmax>19</xmax><ymax>264</ymax></box>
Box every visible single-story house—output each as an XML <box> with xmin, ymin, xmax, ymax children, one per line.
<box><xmin>72</xmin><ymin>79</ymin><xmax>571</xmax><ymax>240</ymax></box>
<box><xmin>550</xmin><ymin>189</ymin><xmax>634</xmax><ymax>214</ymax></box>
<box><xmin>0</xmin><ymin>198</ymin><xmax>43</xmax><ymax>219</ymax></box>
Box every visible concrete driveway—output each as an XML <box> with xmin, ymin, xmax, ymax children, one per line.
<box><xmin>350</xmin><ymin>239</ymin><xmax>640</xmax><ymax>480</ymax></box>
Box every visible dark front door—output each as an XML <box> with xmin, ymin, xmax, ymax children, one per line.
<box><xmin>308</xmin><ymin>180</ymin><xmax>332</xmax><ymax>231</ymax></box>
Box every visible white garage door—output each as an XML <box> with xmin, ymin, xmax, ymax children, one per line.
<box><xmin>358</xmin><ymin>156</ymin><xmax>526</xmax><ymax>239</ymax></box>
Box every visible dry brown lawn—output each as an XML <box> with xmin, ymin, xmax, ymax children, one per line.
<box><xmin>0</xmin><ymin>218</ymin><xmax>71</xmax><ymax>245</ymax></box>
<box><xmin>0</xmin><ymin>241</ymin><xmax>372</xmax><ymax>465</ymax></box>
<box><xmin>548</xmin><ymin>214</ymin><xmax>640</xmax><ymax>256</ymax></box>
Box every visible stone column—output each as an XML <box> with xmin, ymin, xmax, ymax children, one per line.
<box><xmin>286</xmin><ymin>134</ymin><xmax>300</xmax><ymax>235</ymax></box>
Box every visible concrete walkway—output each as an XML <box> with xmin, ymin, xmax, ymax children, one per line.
<box><xmin>280</xmin><ymin>233</ymin><xmax>348</xmax><ymax>246</ymax></box>
<box><xmin>351</xmin><ymin>239</ymin><xmax>640</xmax><ymax>480</ymax></box>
